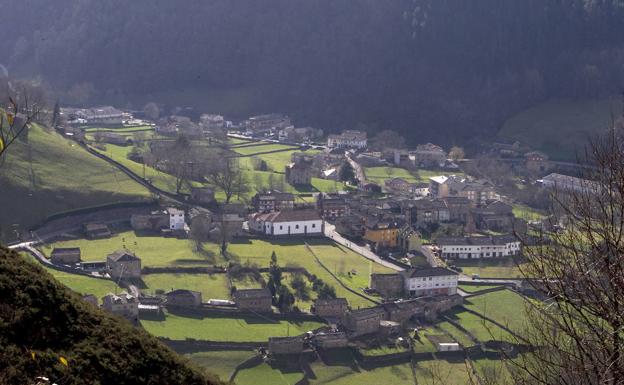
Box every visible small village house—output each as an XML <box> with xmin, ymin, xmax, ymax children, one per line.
<box><xmin>285</xmin><ymin>161</ymin><xmax>313</xmax><ymax>185</ymax></box>
<box><xmin>402</xmin><ymin>267</ymin><xmax>458</xmax><ymax>297</ymax></box>
<box><xmin>344</xmin><ymin>307</ymin><xmax>386</xmax><ymax>337</ymax></box>
<box><xmin>412</xmin><ymin>143</ymin><xmax>447</xmax><ymax>168</ymax></box>
<box><xmin>436</xmin><ymin>235</ymin><xmax>521</xmax><ymax>259</ymax></box>
<box><xmin>252</xmin><ymin>191</ymin><xmax>295</xmax><ymax>213</ymax></box>
<box><xmin>167</xmin><ymin>207</ymin><xmax>185</xmax><ymax>230</ymax></box>
<box><xmin>312</xmin><ymin>298</ymin><xmax>349</xmax><ymax>319</ymax></box>
<box><xmin>316</xmin><ymin>193</ymin><xmax>349</xmax><ymax>220</ymax></box>
<box><xmin>268</xmin><ymin>336</ymin><xmax>304</xmax><ymax>355</ymax></box>
<box><xmin>370</xmin><ymin>273</ymin><xmax>404</xmax><ymax>298</ymax></box>
<box><xmin>130</xmin><ymin>211</ymin><xmax>169</xmax><ymax>232</ymax></box>
<box><xmin>327</xmin><ymin>130</ymin><xmax>367</xmax><ymax>149</ymax></box>
<box><xmin>106</xmin><ymin>250</ymin><xmax>142</xmax><ymax>279</ymax></box>
<box><xmin>233</xmin><ymin>288</ymin><xmax>273</xmax><ymax>312</ymax></box>
<box><xmin>166</xmin><ymin>289</ymin><xmax>202</xmax><ymax>308</ymax></box>
<box><xmin>313</xmin><ymin>332</ymin><xmax>349</xmax><ymax>349</ymax></box>
<box><xmin>363</xmin><ymin>218</ymin><xmax>402</xmax><ymax>248</ymax></box>
<box><xmin>248</xmin><ymin>210</ymin><xmax>323</xmax><ymax>237</ymax></box>
<box><xmin>50</xmin><ymin>247</ymin><xmax>81</xmax><ymax>265</ymax></box>
<box><xmin>102</xmin><ymin>292</ymin><xmax>139</xmax><ymax>322</ymax></box>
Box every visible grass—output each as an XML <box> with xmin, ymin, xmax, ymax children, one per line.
<box><xmin>228</xmin><ymin>238</ymin><xmax>393</xmax><ymax>309</ymax></box>
<box><xmin>0</xmin><ymin>125</ymin><xmax>151</xmax><ymax>237</ymax></box>
<box><xmin>84</xmin><ymin>125</ymin><xmax>154</xmax><ymax>133</ymax></box>
<box><xmin>453</xmin><ymin>257</ymin><xmax>526</xmax><ymax>279</ymax></box>
<box><xmin>141</xmin><ymin>311</ymin><xmax>324</xmax><ymax>342</ymax></box>
<box><xmin>364</xmin><ymin>166</ymin><xmax>463</xmax><ymax>185</ymax></box>
<box><xmin>309</xmin><ymin>360</ymin><xmax>415</xmax><ymax>385</ymax></box>
<box><xmin>44</xmin><ymin>231</ymin><xmax>227</xmax><ymax>267</ymax></box>
<box><xmin>446</xmin><ymin>309</ymin><xmax>512</xmax><ymax>342</ymax></box>
<box><xmin>458</xmin><ymin>284</ymin><xmax>504</xmax><ymax>293</ymax></box>
<box><xmin>413</xmin><ymin>359</ymin><xmax>474</xmax><ymax>385</ymax></box>
<box><xmin>141</xmin><ymin>273</ymin><xmax>231</xmax><ymax>299</ymax></box>
<box><xmin>512</xmin><ymin>203</ymin><xmax>546</xmax><ymax>221</ymax></box>
<box><xmin>93</xmin><ymin>143</ymin><xmax>185</xmax><ymax>194</ymax></box>
<box><xmin>185</xmin><ymin>350</ymin><xmax>256</xmax><ymax>381</ymax></box>
<box><xmin>436</xmin><ymin>321</ymin><xmax>475</xmax><ymax>347</ymax></box>
<box><xmin>498</xmin><ymin>97</ymin><xmax>616</xmax><ymax>161</ymax></box>
<box><xmin>463</xmin><ymin>289</ymin><xmax>528</xmax><ymax>334</ymax></box>
<box><xmin>235</xmin><ymin>362</ymin><xmax>304</xmax><ymax>385</ymax></box>
<box><xmin>233</xmin><ymin>143</ymin><xmax>300</xmax><ymax>156</ymax></box>
<box><xmin>21</xmin><ymin>253</ymin><xmax>122</xmax><ymax>298</ymax></box>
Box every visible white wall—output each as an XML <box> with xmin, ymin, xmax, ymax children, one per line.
<box><xmin>269</xmin><ymin>219</ymin><xmax>323</xmax><ymax>235</ymax></box>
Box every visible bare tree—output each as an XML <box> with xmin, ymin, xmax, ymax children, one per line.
<box><xmin>0</xmin><ymin>85</ymin><xmax>44</xmax><ymax>165</ymax></box>
<box><xmin>510</xmin><ymin>125</ymin><xmax>624</xmax><ymax>384</ymax></box>
<box><xmin>205</xmin><ymin>154</ymin><xmax>249</xmax><ymax>203</ymax></box>
<box><xmin>449</xmin><ymin>146</ymin><xmax>465</xmax><ymax>161</ymax></box>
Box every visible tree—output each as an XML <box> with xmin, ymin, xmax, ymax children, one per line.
<box><xmin>268</xmin><ymin>251</ymin><xmax>282</xmax><ymax>287</ymax></box>
<box><xmin>276</xmin><ymin>285</ymin><xmax>295</xmax><ymax>312</ymax></box>
<box><xmin>143</xmin><ymin>102</ymin><xmax>160</xmax><ymax>121</ymax></box>
<box><xmin>339</xmin><ymin>161</ymin><xmax>356</xmax><ymax>184</ymax></box>
<box><xmin>290</xmin><ymin>273</ymin><xmax>310</xmax><ymax>301</ymax></box>
<box><xmin>189</xmin><ymin>214</ymin><xmax>211</xmax><ymax>252</ymax></box>
<box><xmin>205</xmin><ymin>154</ymin><xmax>248</xmax><ymax>203</ymax></box>
<box><xmin>51</xmin><ymin>99</ymin><xmax>61</xmax><ymax>128</ymax></box>
<box><xmin>448</xmin><ymin>146</ymin><xmax>465</xmax><ymax>161</ymax></box>
<box><xmin>370</xmin><ymin>130</ymin><xmax>406</xmax><ymax>151</ymax></box>
<box><xmin>509</xmin><ymin>125</ymin><xmax>624</xmax><ymax>384</ymax></box>
<box><xmin>317</xmin><ymin>283</ymin><xmax>336</xmax><ymax>299</ymax></box>
<box><xmin>0</xmin><ymin>90</ymin><xmax>40</xmax><ymax>164</ymax></box>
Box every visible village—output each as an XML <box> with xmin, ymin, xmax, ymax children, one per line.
<box><xmin>12</xmin><ymin>104</ymin><xmax>591</xmax><ymax>383</ymax></box>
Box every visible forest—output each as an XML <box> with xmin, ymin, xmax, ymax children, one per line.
<box><xmin>1</xmin><ymin>0</ymin><xmax>623</xmax><ymax>148</ymax></box>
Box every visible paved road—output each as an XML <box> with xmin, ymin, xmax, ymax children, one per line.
<box><xmin>324</xmin><ymin>222</ymin><xmax>404</xmax><ymax>271</ymax></box>
<box><xmin>346</xmin><ymin>155</ymin><xmax>366</xmax><ymax>186</ymax></box>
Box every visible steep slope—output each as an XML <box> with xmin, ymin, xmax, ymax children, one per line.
<box><xmin>2</xmin><ymin>0</ymin><xmax>624</xmax><ymax>146</ymax></box>
<box><xmin>0</xmin><ymin>247</ymin><xmax>223</xmax><ymax>385</ymax></box>
<box><xmin>497</xmin><ymin>98</ymin><xmax>617</xmax><ymax>160</ymax></box>
<box><xmin>0</xmin><ymin>124</ymin><xmax>151</xmax><ymax>240</ymax></box>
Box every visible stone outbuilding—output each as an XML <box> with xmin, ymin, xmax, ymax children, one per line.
<box><xmin>166</xmin><ymin>289</ymin><xmax>203</xmax><ymax>307</ymax></box>
<box><xmin>268</xmin><ymin>336</ymin><xmax>304</xmax><ymax>355</ymax></box>
<box><xmin>343</xmin><ymin>307</ymin><xmax>386</xmax><ymax>337</ymax></box>
<box><xmin>312</xmin><ymin>298</ymin><xmax>349</xmax><ymax>319</ymax></box>
<box><xmin>233</xmin><ymin>288</ymin><xmax>273</xmax><ymax>313</ymax></box>
<box><xmin>106</xmin><ymin>250</ymin><xmax>141</xmax><ymax>279</ymax></box>
<box><xmin>50</xmin><ymin>247</ymin><xmax>81</xmax><ymax>265</ymax></box>
<box><xmin>370</xmin><ymin>273</ymin><xmax>404</xmax><ymax>298</ymax></box>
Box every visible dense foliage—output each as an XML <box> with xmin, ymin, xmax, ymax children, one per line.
<box><xmin>1</xmin><ymin>0</ymin><xmax>623</xmax><ymax>147</ymax></box>
<box><xmin>0</xmin><ymin>247</ymin><xmax>222</xmax><ymax>385</ymax></box>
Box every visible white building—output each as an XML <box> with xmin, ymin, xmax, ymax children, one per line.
<box><xmin>167</xmin><ymin>207</ymin><xmax>185</xmax><ymax>230</ymax></box>
<box><xmin>199</xmin><ymin>114</ymin><xmax>225</xmax><ymax>130</ymax></box>
<box><xmin>436</xmin><ymin>235</ymin><xmax>521</xmax><ymax>259</ymax></box>
<box><xmin>402</xmin><ymin>267</ymin><xmax>458</xmax><ymax>297</ymax></box>
<box><xmin>102</xmin><ymin>292</ymin><xmax>139</xmax><ymax>322</ymax></box>
<box><xmin>327</xmin><ymin>130</ymin><xmax>367</xmax><ymax>149</ymax></box>
<box><xmin>248</xmin><ymin>209</ymin><xmax>323</xmax><ymax>236</ymax></box>
<box><xmin>541</xmin><ymin>173</ymin><xmax>597</xmax><ymax>194</ymax></box>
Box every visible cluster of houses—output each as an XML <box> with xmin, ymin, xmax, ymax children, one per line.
<box><xmin>266</xmin><ymin>294</ymin><xmax>463</xmax><ymax>356</ymax></box>
<box><xmin>61</xmin><ymin>106</ymin><xmax>126</xmax><ymax>126</ymax></box>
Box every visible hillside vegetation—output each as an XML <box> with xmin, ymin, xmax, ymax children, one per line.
<box><xmin>2</xmin><ymin>0</ymin><xmax>623</xmax><ymax>147</ymax></box>
<box><xmin>0</xmin><ymin>124</ymin><xmax>151</xmax><ymax>240</ymax></box>
<box><xmin>0</xmin><ymin>247</ymin><xmax>222</xmax><ymax>385</ymax></box>
<box><xmin>498</xmin><ymin>98</ymin><xmax>617</xmax><ymax>160</ymax></box>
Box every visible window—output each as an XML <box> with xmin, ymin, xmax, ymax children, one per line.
<box><xmin>296</xmin><ymin>224</ymin><xmax>299</xmax><ymax>229</ymax></box>
<box><xmin>312</xmin><ymin>223</ymin><xmax>316</xmax><ymax>228</ymax></box>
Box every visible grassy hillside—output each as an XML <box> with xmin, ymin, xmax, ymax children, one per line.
<box><xmin>498</xmin><ymin>98</ymin><xmax>618</xmax><ymax>160</ymax></box>
<box><xmin>0</xmin><ymin>124</ymin><xmax>151</xmax><ymax>238</ymax></box>
<box><xmin>0</xmin><ymin>247</ymin><xmax>222</xmax><ymax>385</ymax></box>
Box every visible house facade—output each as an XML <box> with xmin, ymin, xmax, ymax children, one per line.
<box><xmin>316</xmin><ymin>193</ymin><xmax>349</xmax><ymax>220</ymax></box>
<box><xmin>167</xmin><ymin>207</ymin><xmax>185</xmax><ymax>230</ymax></box>
<box><xmin>344</xmin><ymin>307</ymin><xmax>386</xmax><ymax>337</ymax></box>
<box><xmin>285</xmin><ymin>162</ymin><xmax>313</xmax><ymax>185</ymax></box>
<box><xmin>327</xmin><ymin>130</ymin><xmax>367</xmax><ymax>149</ymax></box>
<box><xmin>252</xmin><ymin>191</ymin><xmax>295</xmax><ymax>213</ymax></box>
<box><xmin>166</xmin><ymin>289</ymin><xmax>202</xmax><ymax>307</ymax></box>
<box><xmin>106</xmin><ymin>250</ymin><xmax>142</xmax><ymax>279</ymax></box>
<box><xmin>413</xmin><ymin>143</ymin><xmax>447</xmax><ymax>168</ymax></box>
<box><xmin>248</xmin><ymin>210</ymin><xmax>323</xmax><ymax>236</ymax></box>
<box><xmin>312</xmin><ymin>298</ymin><xmax>349</xmax><ymax>318</ymax></box>
<box><xmin>102</xmin><ymin>292</ymin><xmax>139</xmax><ymax>322</ymax></box>
<box><xmin>363</xmin><ymin>219</ymin><xmax>402</xmax><ymax>248</ymax></box>
<box><xmin>437</xmin><ymin>235</ymin><xmax>521</xmax><ymax>259</ymax></box>
<box><xmin>233</xmin><ymin>288</ymin><xmax>273</xmax><ymax>312</ymax></box>
<box><xmin>402</xmin><ymin>267</ymin><xmax>458</xmax><ymax>297</ymax></box>
<box><xmin>50</xmin><ymin>247</ymin><xmax>81</xmax><ymax>265</ymax></box>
